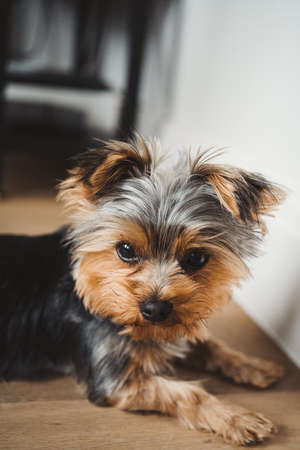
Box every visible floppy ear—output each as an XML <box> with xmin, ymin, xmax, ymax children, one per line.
<box><xmin>58</xmin><ymin>136</ymin><xmax>152</xmax><ymax>210</ymax></box>
<box><xmin>191</xmin><ymin>157</ymin><xmax>285</xmax><ymax>233</ymax></box>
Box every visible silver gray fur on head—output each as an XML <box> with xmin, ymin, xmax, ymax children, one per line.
<box><xmin>60</xmin><ymin>135</ymin><xmax>284</xmax><ymax>270</ymax></box>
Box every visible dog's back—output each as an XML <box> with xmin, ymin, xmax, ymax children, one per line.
<box><xmin>0</xmin><ymin>227</ymin><xmax>80</xmax><ymax>379</ymax></box>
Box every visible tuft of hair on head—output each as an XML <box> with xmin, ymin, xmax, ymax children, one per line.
<box><xmin>58</xmin><ymin>134</ymin><xmax>157</xmax><ymax>219</ymax></box>
<box><xmin>189</xmin><ymin>149</ymin><xmax>286</xmax><ymax>234</ymax></box>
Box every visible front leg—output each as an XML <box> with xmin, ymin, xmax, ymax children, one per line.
<box><xmin>108</xmin><ymin>375</ymin><xmax>276</xmax><ymax>445</ymax></box>
<box><xmin>200</xmin><ymin>338</ymin><xmax>284</xmax><ymax>388</ymax></box>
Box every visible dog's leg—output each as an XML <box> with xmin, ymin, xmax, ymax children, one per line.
<box><xmin>109</xmin><ymin>375</ymin><xmax>276</xmax><ymax>445</ymax></box>
<box><xmin>200</xmin><ymin>338</ymin><xmax>284</xmax><ymax>388</ymax></box>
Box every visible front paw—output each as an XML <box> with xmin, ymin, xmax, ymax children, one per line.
<box><xmin>195</xmin><ymin>398</ymin><xmax>276</xmax><ymax>445</ymax></box>
<box><xmin>227</xmin><ymin>357</ymin><xmax>285</xmax><ymax>388</ymax></box>
<box><xmin>220</xmin><ymin>408</ymin><xmax>276</xmax><ymax>445</ymax></box>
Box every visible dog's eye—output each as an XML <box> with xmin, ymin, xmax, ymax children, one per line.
<box><xmin>116</xmin><ymin>242</ymin><xmax>138</xmax><ymax>263</ymax></box>
<box><xmin>180</xmin><ymin>249</ymin><xmax>209</xmax><ymax>273</ymax></box>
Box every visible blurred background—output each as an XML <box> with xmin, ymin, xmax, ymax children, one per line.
<box><xmin>0</xmin><ymin>0</ymin><xmax>299</xmax><ymax>368</ymax></box>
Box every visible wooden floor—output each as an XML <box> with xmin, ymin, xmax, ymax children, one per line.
<box><xmin>0</xmin><ymin>154</ymin><xmax>299</xmax><ymax>449</ymax></box>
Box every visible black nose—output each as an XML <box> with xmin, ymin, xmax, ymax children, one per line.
<box><xmin>139</xmin><ymin>299</ymin><xmax>173</xmax><ymax>323</ymax></box>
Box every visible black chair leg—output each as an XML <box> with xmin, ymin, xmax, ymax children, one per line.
<box><xmin>119</xmin><ymin>0</ymin><xmax>152</xmax><ymax>138</ymax></box>
<box><xmin>0</xmin><ymin>1</ymin><xmax>12</xmax><ymax>199</ymax></box>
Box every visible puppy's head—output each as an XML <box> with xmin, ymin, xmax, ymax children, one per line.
<box><xmin>59</xmin><ymin>136</ymin><xmax>285</xmax><ymax>342</ymax></box>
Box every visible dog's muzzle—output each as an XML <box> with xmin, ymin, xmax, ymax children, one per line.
<box><xmin>139</xmin><ymin>299</ymin><xmax>173</xmax><ymax>323</ymax></box>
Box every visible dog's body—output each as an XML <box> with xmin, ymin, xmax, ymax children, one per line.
<box><xmin>0</xmin><ymin>228</ymin><xmax>131</xmax><ymax>403</ymax></box>
<box><xmin>0</xmin><ymin>137</ymin><xmax>285</xmax><ymax>445</ymax></box>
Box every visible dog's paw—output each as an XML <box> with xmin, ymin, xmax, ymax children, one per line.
<box><xmin>220</xmin><ymin>409</ymin><xmax>276</xmax><ymax>445</ymax></box>
<box><xmin>228</xmin><ymin>357</ymin><xmax>285</xmax><ymax>388</ymax></box>
<box><xmin>194</xmin><ymin>398</ymin><xmax>276</xmax><ymax>445</ymax></box>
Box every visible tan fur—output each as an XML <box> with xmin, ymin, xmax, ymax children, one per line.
<box><xmin>254</xmin><ymin>185</ymin><xmax>286</xmax><ymax>234</ymax></box>
<box><xmin>57</xmin><ymin>175</ymin><xmax>97</xmax><ymax>220</ymax></box>
<box><xmin>74</xmin><ymin>221</ymin><xmax>247</xmax><ymax>342</ymax></box>
<box><xmin>124</xmin><ymin>339</ymin><xmax>189</xmax><ymax>379</ymax></box>
<box><xmin>109</xmin><ymin>344</ymin><xmax>276</xmax><ymax>445</ymax></box>
<box><xmin>191</xmin><ymin>158</ymin><xmax>285</xmax><ymax>232</ymax></box>
<box><xmin>208</xmin><ymin>172</ymin><xmax>241</xmax><ymax>217</ymax></box>
<box><xmin>58</xmin><ymin>137</ymin><xmax>153</xmax><ymax>209</ymax></box>
<box><xmin>111</xmin><ymin>379</ymin><xmax>276</xmax><ymax>445</ymax></box>
<box><xmin>203</xmin><ymin>338</ymin><xmax>285</xmax><ymax>388</ymax></box>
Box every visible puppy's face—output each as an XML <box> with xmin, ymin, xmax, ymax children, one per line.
<box><xmin>59</xmin><ymin>136</ymin><xmax>284</xmax><ymax>342</ymax></box>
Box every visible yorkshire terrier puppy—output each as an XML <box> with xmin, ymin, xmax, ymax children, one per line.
<box><xmin>0</xmin><ymin>136</ymin><xmax>285</xmax><ymax>445</ymax></box>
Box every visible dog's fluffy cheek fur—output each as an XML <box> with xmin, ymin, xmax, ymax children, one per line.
<box><xmin>74</xmin><ymin>245</ymin><xmax>247</xmax><ymax>343</ymax></box>
<box><xmin>75</xmin><ymin>250</ymin><xmax>142</xmax><ymax>325</ymax></box>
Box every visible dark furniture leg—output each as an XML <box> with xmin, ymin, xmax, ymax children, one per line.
<box><xmin>119</xmin><ymin>1</ymin><xmax>151</xmax><ymax>138</ymax></box>
<box><xmin>0</xmin><ymin>1</ymin><xmax>12</xmax><ymax>197</ymax></box>
<box><xmin>73</xmin><ymin>0</ymin><xmax>110</xmax><ymax>77</ymax></box>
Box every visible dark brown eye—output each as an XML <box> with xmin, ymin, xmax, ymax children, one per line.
<box><xmin>180</xmin><ymin>249</ymin><xmax>209</xmax><ymax>273</ymax></box>
<box><xmin>116</xmin><ymin>242</ymin><xmax>138</xmax><ymax>263</ymax></box>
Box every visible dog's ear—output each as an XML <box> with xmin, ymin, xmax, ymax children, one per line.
<box><xmin>58</xmin><ymin>136</ymin><xmax>152</xmax><ymax>208</ymax></box>
<box><xmin>191</xmin><ymin>157</ymin><xmax>285</xmax><ymax>233</ymax></box>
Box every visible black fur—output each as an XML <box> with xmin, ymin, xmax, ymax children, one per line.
<box><xmin>0</xmin><ymin>227</ymin><xmax>130</xmax><ymax>405</ymax></box>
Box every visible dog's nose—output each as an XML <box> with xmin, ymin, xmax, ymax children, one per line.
<box><xmin>140</xmin><ymin>299</ymin><xmax>173</xmax><ymax>323</ymax></box>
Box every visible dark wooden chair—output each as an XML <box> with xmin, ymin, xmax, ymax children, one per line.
<box><xmin>0</xmin><ymin>0</ymin><xmax>153</xmax><ymax>197</ymax></box>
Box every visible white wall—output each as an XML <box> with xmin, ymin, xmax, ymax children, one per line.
<box><xmin>161</xmin><ymin>0</ymin><xmax>300</xmax><ymax>366</ymax></box>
